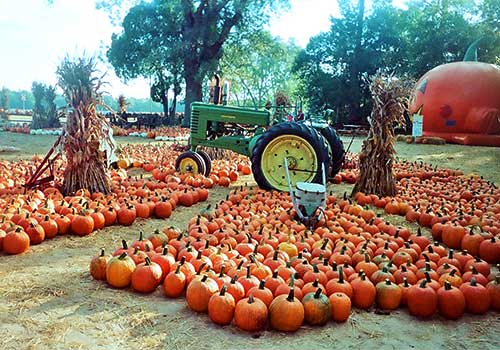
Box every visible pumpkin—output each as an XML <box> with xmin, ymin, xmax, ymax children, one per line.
<box><xmin>325</xmin><ymin>266</ymin><xmax>353</xmax><ymax>298</ymax></box>
<box><xmin>247</xmin><ymin>279</ymin><xmax>274</xmax><ymax>308</ymax></box>
<box><xmin>269</xmin><ymin>288</ymin><xmax>304</xmax><ymax>332</ymax></box>
<box><xmin>407</xmin><ymin>280</ymin><xmax>437</xmax><ymax>318</ymax></box>
<box><xmin>441</xmin><ymin>224</ymin><xmax>466</xmax><ymax>250</ymax></box>
<box><xmin>351</xmin><ymin>271</ymin><xmax>376</xmax><ymax>309</ymax></box>
<box><xmin>234</xmin><ymin>294</ymin><xmax>268</xmax><ymax>332</ymax></box>
<box><xmin>0</xmin><ymin>229</ymin><xmax>5</xmax><ymax>251</ymax></box>
<box><xmin>302</xmin><ymin>288</ymin><xmax>331</xmax><ymax>326</ymax></box>
<box><xmin>486</xmin><ymin>275</ymin><xmax>500</xmax><ymax>311</ymax></box>
<box><xmin>155</xmin><ymin>200</ymin><xmax>172</xmax><ymax>218</ymax></box>
<box><xmin>131</xmin><ymin>257</ymin><xmax>163</xmax><ymax>293</ymax></box>
<box><xmin>131</xmin><ymin>231</ymin><xmax>153</xmax><ymax>251</ymax></box>
<box><xmin>71</xmin><ymin>213</ymin><xmax>94</xmax><ymax>236</ymax></box>
<box><xmin>376</xmin><ymin>279</ymin><xmax>402</xmax><ymax>310</ymax></box>
<box><xmin>151</xmin><ymin>248</ymin><xmax>175</xmax><ymax>281</ymax></box>
<box><xmin>479</xmin><ymin>237</ymin><xmax>499</xmax><ymax>264</ymax></box>
<box><xmin>437</xmin><ymin>281</ymin><xmax>465</xmax><ymax>320</ymax></box>
<box><xmin>226</xmin><ymin>275</ymin><xmax>246</xmax><ymax>304</ymax></box>
<box><xmin>90</xmin><ymin>248</ymin><xmax>110</xmax><ymax>280</ymax></box>
<box><xmin>106</xmin><ymin>252</ymin><xmax>136</xmax><ymax>288</ymax></box>
<box><xmin>39</xmin><ymin>215</ymin><xmax>58</xmax><ymax>239</ymax></box>
<box><xmin>25</xmin><ymin>223</ymin><xmax>45</xmax><ymax>244</ymax></box>
<box><xmin>208</xmin><ymin>285</ymin><xmax>235</xmax><ymax>326</ymax></box>
<box><xmin>329</xmin><ymin>292</ymin><xmax>351</xmax><ymax>322</ymax></box>
<box><xmin>117</xmin><ymin>205</ymin><xmax>136</xmax><ymax>226</ymax></box>
<box><xmin>163</xmin><ymin>265</ymin><xmax>186</xmax><ymax>298</ymax></box>
<box><xmin>459</xmin><ymin>277</ymin><xmax>491</xmax><ymax>314</ymax></box>
<box><xmin>3</xmin><ymin>227</ymin><xmax>30</xmax><ymax>255</ymax></box>
<box><xmin>186</xmin><ymin>275</ymin><xmax>219</xmax><ymax>313</ymax></box>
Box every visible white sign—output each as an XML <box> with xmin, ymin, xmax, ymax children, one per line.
<box><xmin>412</xmin><ymin>114</ymin><xmax>423</xmax><ymax>137</ymax></box>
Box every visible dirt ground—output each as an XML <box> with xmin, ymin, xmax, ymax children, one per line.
<box><xmin>0</xmin><ymin>131</ymin><xmax>499</xmax><ymax>350</ymax></box>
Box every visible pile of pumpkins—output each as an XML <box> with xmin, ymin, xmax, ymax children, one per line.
<box><xmin>91</xmin><ymin>185</ymin><xmax>499</xmax><ymax>332</ymax></box>
<box><xmin>0</xmin><ymin>144</ymin><xmax>247</xmax><ymax>255</ymax></box>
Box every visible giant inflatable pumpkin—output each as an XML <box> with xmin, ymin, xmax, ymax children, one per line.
<box><xmin>409</xmin><ymin>61</ymin><xmax>500</xmax><ymax>146</ymax></box>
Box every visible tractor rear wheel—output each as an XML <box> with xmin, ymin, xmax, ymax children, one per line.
<box><xmin>175</xmin><ymin>151</ymin><xmax>206</xmax><ymax>176</ymax></box>
<box><xmin>319</xmin><ymin>126</ymin><xmax>345</xmax><ymax>178</ymax></box>
<box><xmin>196</xmin><ymin>150</ymin><xmax>212</xmax><ymax>176</ymax></box>
<box><xmin>251</xmin><ymin>122</ymin><xmax>330</xmax><ymax>191</ymax></box>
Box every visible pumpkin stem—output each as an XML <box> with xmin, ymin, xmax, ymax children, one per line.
<box><xmin>218</xmin><ymin>265</ymin><xmax>225</xmax><ymax>277</ymax></box>
<box><xmin>385</xmin><ymin>278</ymin><xmax>391</xmax><ymax>285</ymax></box>
<box><xmin>287</xmin><ymin>288</ymin><xmax>295</xmax><ymax>302</ymax></box>
<box><xmin>118</xmin><ymin>252</ymin><xmax>128</xmax><ymax>260</ymax></box>
<box><xmin>338</xmin><ymin>266</ymin><xmax>344</xmax><ymax>283</ymax></box>
<box><xmin>444</xmin><ymin>281</ymin><xmax>452</xmax><ymax>290</ymax></box>
<box><xmin>246</xmin><ymin>266</ymin><xmax>251</xmax><ymax>279</ymax></box>
<box><xmin>403</xmin><ymin>277</ymin><xmax>409</xmax><ymax>288</ymax></box>
<box><xmin>99</xmin><ymin>248</ymin><xmax>105</xmax><ymax>257</ymax></box>
<box><xmin>288</xmin><ymin>274</ymin><xmax>295</xmax><ymax>287</ymax></box>
<box><xmin>259</xmin><ymin>279</ymin><xmax>266</xmax><ymax>289</ymax></box>
<box><xmin>231</xmin><ymin>275</ymin><xmax>238</xmax><ymax>284</ymax></box>
<box><xmin>201</xmin><ymin>275</ymin><xmax>208</xmax><ymax>283</ymax></box>
<box><xmin>419</xmin><ymin>280</ymin><xmax>427</xmax><ymax>288</ymax></box>
<box><xmin>470</xmin><ymin>277</ymin><xmax>477</xmax><ymax>286</ymax></box>
<box><xmin>314</xmin><ymin>288</ymin><xmax>322</xmax><ymax>298</ymax></box>
<box><xmin>144</xmin><ymin>257</ymin><xmax>152</xmax><ymax>265</ymax></box>
<box><xmin>197</xmin><ymin>262</ymin><xmax>207</xmax><ymax>275</ymax></box>
<box><xmin>272</xmin><ymin>270</ymin><xmax>278</xmax><ymax>278</ymax></box>
<box><xmin>121</xmin><ymin>240</ymin><xmax>128</xmax><ymax>249</ymax></box>
<box><xmin>313</xmin><ymin>264</ymin><xmax>319</xmax><ymax>273</ymax></box>
<box><xmin>248</xmin><ymin>294</ymin><xmax>255</xmax><ymax>303</ymax></box>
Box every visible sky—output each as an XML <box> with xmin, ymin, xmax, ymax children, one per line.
<box><xmin>0</xmin><ymin>0</ymin><xmax>341</xmax><ymax>98</ymax></box>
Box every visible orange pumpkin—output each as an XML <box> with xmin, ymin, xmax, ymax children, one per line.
<box><xmin>90</xmin><ymin>248</ymin><xmax>111</xmax><ymax>281</ymax></box>
<box><xmin>131</xmin><ymin>257</ymin><xmax>163</xmax><ymax>293</ymax></box>
<box><xmin>3</xmin><ymin>227</ymin><xmax>30</xmax><ymax>255</ymax></box>
<box><xmin>106</xmin><ymin>252</ymin><xmax>136</xmax><ymax>288</ymax></box>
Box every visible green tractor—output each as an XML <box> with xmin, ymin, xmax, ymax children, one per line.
<box><xmin>175</xmin><ymin>83</ymin><xmax>344</xmax><ymax>192</ymax></box>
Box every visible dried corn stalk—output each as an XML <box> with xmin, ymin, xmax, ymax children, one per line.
<box><xmin>57</xmin><ymin>56</ymin><xmax>112</xmax><ymax>195</ymax></box>
<box><xmin>352</xmin><ymin>73</ymin><xmax>411</xmax><ymax>197</ymax></box>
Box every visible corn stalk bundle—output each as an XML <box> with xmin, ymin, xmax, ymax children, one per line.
<box><xmin>56</xmin><ymin>56</ymin><xmax>112</xmax><ymax>195</ymax></box>
<box><xmin>352</xmin><ymin>73</ymin><xmax>411</xmax><ymax>197</ymax></box>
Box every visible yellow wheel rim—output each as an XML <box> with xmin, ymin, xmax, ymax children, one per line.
<box><xmin>261</xmin><ymin>135</ymin><xmax>318</xmax><ymax>191</ymax></box>
<box><xmin>178</xmin><ymin>158</ymin><xmax>200</xmax><ymax>175</ymax></box>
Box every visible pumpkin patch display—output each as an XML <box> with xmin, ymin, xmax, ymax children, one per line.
<box><xmin>88</xmin><ymin>167</ymin><xmax>498</xmax><ymax>332</ymax></box>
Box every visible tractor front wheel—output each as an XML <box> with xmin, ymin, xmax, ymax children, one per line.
<box><xmin>251</xmin><ymin>122</ymin><xmax>330</xmax><ymax>191</ymax></box>
<box><xmin>196</xmin><ymin>150</ymin><xmax>212</xmax><ymax>176</ymax></box>
<box><xmin>175</xmin><ymin>151</ymin><xmax>206</xmax><ymax>176</ymax></box>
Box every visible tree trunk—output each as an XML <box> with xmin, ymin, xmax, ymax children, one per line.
<box><xmin>160</xmin><ymin>92</ymin><xmax>171</xmax><ymax>126</ymax></box>
<box><xmin>183</xmin><ymin>71</ymin><xmax>202</xmax><ymax>127</ymax></box>
<box><xmin>349</xmin><ymin>0</ymin><xmax>365</xmax><ymax>123</ymax></box>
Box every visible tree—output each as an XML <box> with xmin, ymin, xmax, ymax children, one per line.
<box><xmin>103</xmin><ymin>0</ymin><xmax>288</xmax><ymax>126</ymax></box>
<box><xmin>31</xmin><ymin>82</ymin><xmax>59</xmax><ymax>129</ymax></box>
<box><xmin>294</xmin><ymin>0</ymin><xmax>499</xmax><ymax>124</ymax></box>
<box><xmin>220</xmin><ymin>30</ymin><xmax>300</xmax><ymax>108</ymax></box>
<box><xmin>0</xmin><ymin>87</ymin><xmax>9</xmax><ymax>117</ymax></box>
<box><xmin>107</xmin><ymin>1</ymin><xmax>183</xmax><ymax>125</ymax></box>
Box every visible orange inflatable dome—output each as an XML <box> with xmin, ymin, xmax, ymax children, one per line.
<box><xmin>409</xmin><ymin>61</ymin><xmax>500</xmax><ymax>146</ymax></box>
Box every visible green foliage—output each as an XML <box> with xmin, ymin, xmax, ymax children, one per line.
<box><xmin>294</xmin><ymin>0</ymin><xmax>500</xmax><ymax>124</ymax></box>
<box><xmin>220</xmin><ymin>30</ymin><xmax>300</xmax><ymax>108</ymax></box>
<box><xmin>107</xmin><ymin>0</ymin><xmax>183</xmax><ymax>124</ymax></box>
<box><xmin>103</xmin><ymin>0</ymin><xmax>288</xmax><ymax>125</ymax></box>
<box><xmin>31</xmin><ymin>82</ymin><xmax>59</xmax><ymax>129</ymax></box>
